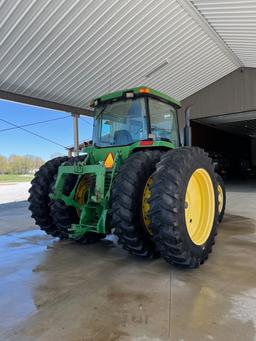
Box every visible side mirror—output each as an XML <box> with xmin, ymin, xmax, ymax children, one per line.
<box><xmin>184</xmin><ymin>106</ymin><xmax>192</xmax><ymax>147</ymax></box>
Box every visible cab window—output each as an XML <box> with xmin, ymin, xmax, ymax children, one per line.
<box><xmin>148</xmin><ymin>98</ymin><xmax>179</xmax><ymax>146</ymax></box>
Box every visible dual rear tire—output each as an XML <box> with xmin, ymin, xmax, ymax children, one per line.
<box><xmin>112</xmin><ymin>147</ymin><xmax>221</xmax><ymax>268</ymax></box>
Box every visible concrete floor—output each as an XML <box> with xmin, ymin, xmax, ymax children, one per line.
<box><xmin>0</xmin><ymin>182</ymin><xmax>30</xmax><ymax>204</ymax></box>
<box><xmin>0</xmin><ymin>181</ymin><xmax>255</xmax><ymax>341</ymax></box>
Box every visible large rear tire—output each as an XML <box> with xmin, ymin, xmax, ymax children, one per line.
<box><xmin>149</xmin><ymin>147</ymin><xmax>218</xmax><ymax>268</ymax></box>
<box><xmin>28</xmin><ymin>156</ymin><xmax>68</xmax><ymax>237</ymax></box>
<box><xmin>111</xmin><ymin>150</ymin><xmax>161</xmax><ymax>258</ymax></box>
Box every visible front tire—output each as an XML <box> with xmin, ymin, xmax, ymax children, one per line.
<box><xmin>149</xmin><ymin>147</ymin><xmax>218</xmax><ymax>268</ymax></box>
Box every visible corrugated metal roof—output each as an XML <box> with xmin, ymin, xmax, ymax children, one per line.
<box><xmin>0</xmin><ymin>0</ymin><xmax>252</xmax><ymax>113</ymax></box>
<box><xmin>192</xmin><ymin>0</ymin><xmax>256</xmax><ymax>67</ymax></box>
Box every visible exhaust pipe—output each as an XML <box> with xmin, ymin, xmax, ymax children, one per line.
<box><xmin>184</xmin><ymin>106</ymin><xmax>192</xmax><ymax>147</ymax></box>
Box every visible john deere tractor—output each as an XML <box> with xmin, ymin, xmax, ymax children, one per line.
<box><xmin>29</xmin><ymin>86</ymin><xmax>225</xmax><ymax>268</ymax></box>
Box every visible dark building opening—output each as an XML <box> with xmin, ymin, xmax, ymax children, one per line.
<box><xmin>191</xmin><ymin>111</ymin><xmax>256</xmax><ymax>179</ymax></box>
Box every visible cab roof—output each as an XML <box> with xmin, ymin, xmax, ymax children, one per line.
<box><xmin>92</xmin><ymin>86</ymin><xmax>181</xmax><ymax>108</ymax></box>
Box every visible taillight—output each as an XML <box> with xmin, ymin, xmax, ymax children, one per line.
<box><xmin>140</xmin><ymin>140</ymin><xmax>153</xmax><ymax>146</ymax></box>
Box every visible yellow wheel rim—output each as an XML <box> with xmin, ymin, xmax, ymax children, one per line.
<box><xmin>185</xmin><ymin>168</ymin><xmax>215</xmax><ymax>245</ymax></box>
<box><xmin>75</xmin><ymin>176</ymin><xmax>90</xmax><ymax>215</ymax></box>
<box><xmin>218</xmin><ymin>184</ymin><xmax>224</xmax><ymax>214</ymax></box>
<box><xmin>142</xmin><ymin>176</ymin><xmax>153</xmax><ymax>236</ymax></box>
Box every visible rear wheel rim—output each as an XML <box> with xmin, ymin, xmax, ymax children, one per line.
<box><xmin>218</xmin><ymin>184</ymin><xmax>224</xmax><ymax>214</ymax></box>
<box><xmin>74</xmin><ymin>176</ymin><xmax>90</xmax><ymax>215</ymax></box>
<box><xmin>142</xmin><ymin>176</ymin><xmax>153</xmax><ymax>236</ymax></box>
<box><xmin>185</xmin><ymin>168</ymin><xmax>215</xmax><ymax>245</ymax></box>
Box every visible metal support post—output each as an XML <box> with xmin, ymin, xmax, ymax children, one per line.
<box><xmin>72</xmin><ymin>113</ymin><xmax>80</xmax><ymax>156</ymax></box>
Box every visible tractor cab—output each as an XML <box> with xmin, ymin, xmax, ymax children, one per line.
<box><xmin>91</xmin><ymin>87</ymin><xmax>181</xmax><ymax>148</ymax></box>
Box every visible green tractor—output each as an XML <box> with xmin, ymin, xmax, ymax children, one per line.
<box><xmin>29</xmin><ymin>86</ymin><xmax>225</xmax><ymax>268</ymax></box>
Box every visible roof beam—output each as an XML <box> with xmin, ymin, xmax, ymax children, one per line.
<box><xmin>0</xmin><ymin>90</ymin><xmax>94</xmax><ymax>117</ymax></box>
<box><xmin>176</xmin><ymin>0</ymin><xmax>243</xmax><ymax>68</ymax></box>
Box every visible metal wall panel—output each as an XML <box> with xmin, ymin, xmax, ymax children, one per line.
<box><xmin>0</xmin><ymin>0</ymin><xmax>244</xmax><ymax>113</ymax></box>
<box><xmin>192</xmin><ymin>0</ymin><xmax>256</xmax><ymax>67</ymax></box>
<box><xmin>181</xmin><ymin>67</ymin><xmax>256</xmax><ymax>119</ymax></box>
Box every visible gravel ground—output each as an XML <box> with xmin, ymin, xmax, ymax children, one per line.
<box><xmin>0</xmin><ymin>182</ymin><xmax>31</xmax><ymax>204</ymax></box>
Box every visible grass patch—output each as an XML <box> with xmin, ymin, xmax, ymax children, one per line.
<box><xmin>0</xmin><ymin>174</ymin><xmax>33</xmax><ymax>183</ymax></box>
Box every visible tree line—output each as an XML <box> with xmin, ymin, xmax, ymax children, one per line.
<box><xmin>0</xmin><ymin>155</ymin><xmax>45</xmax><ymax>174</ymax></box>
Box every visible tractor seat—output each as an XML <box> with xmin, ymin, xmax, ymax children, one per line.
<box><xmin>114</xmin><ymin>130</ymin><xmax>133</xmax><ymax>145</ymax></box>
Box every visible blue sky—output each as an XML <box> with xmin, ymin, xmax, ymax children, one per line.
<box><xmin>0</xmin><ymin>100</ymin><xmax>93</xmax><ymax>160</ymax></box>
